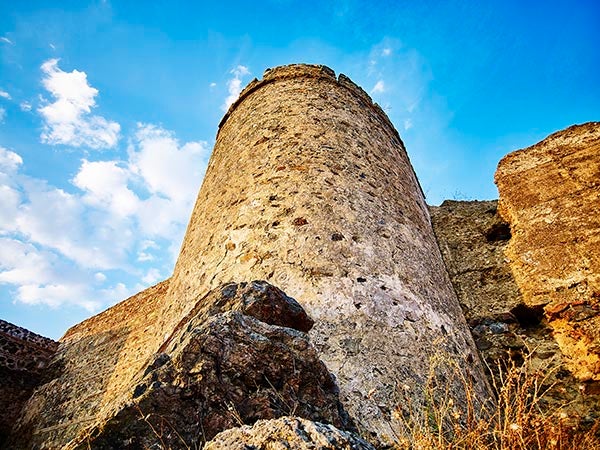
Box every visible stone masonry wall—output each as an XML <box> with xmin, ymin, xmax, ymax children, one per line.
<box><xmin>495</xmin><ymin>122</ymin><xmax>600</xmax><ymax>381</ymax></box>
<box><xmin>6</xmin><ymin>280</ymin><xmax>170</xmax><ymax>449</ymax></box>
<box><xmin>430</xmin><ymin>200</ymin><xmax>600</xmax><ymax>426</ymax></box>
<box><xmin>161</xmin><ymin>64</ymin><xmax>491</xmax><ymax>445</ymax></box>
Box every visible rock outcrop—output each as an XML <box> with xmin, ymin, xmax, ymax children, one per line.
<box><xmin>431</xmin><ymin>199</ymin><xmax>600</xmax><ymax>426</ymax></box>
<box><xmin>70</xmin><ymin>282</ymin><xmax>350</xmax><ymax>449</ymax></box>
<box><xmin>7</xmin><ymin>281</ymin><xmax>352</xmax><ymax>449</ymax></box>
<box><xmin>204</xmin><ymin>416</ymin><xmax>376</xmax><ymax>450</ymax></box>
<box><xmin>495</xmin><ymin>122</ymin><xmax>600</xmax><ymax>382</ymax></box>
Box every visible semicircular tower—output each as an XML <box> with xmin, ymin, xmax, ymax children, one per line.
<box><xmin>162</xmin><ymin>64</ymin><xmax>490</xmax><ymax>444</ymax></box>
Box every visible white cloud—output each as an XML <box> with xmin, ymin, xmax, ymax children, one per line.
<box><xmin>131</xmin><ymin>124</ymin><xmax>207</xmax><ymax>204</ymax></box>
<box><xmin>74</xmin><ymin>159</ymin><xmax>139</xmax><ymax>217</ymax></box>
<box><xmin>371</xmin><ymin>80</ymin><xmax>385</xmax><ymax>94</ymax></box>
<box><xmin>38</xmin><ymin>59</ymin><xmax>120</xmax><ymax>149</ymax></box>
<box><xmin>222</xmin><ymin>65</ymin><xmax>250</xmax><ymax>111</ymax></box>
<box><xmin>137</xmin><ymin>239</ymin><xmax>158</xmax><ymax>262</ymax></box>
<box><xmin>0</xmin><ymin>37</ymin><xmax>13</xmax><ymax>45</ymax></box>
<box><xmin>210</xmin><ymin>82</ymin><xmax>217</xmax><ymax>88</ymax></box>
<box><xmin>49</xmin><ymin>43</ymin><xmax>56</xmax><ymax>50</ymax></box>
<box><xmin>14</xmin><ymin>179</ymin><xmax>124</xmax><ymax>269</ymax></box>
<box><xmin>404</xmin><ymin>119</ymin><xmax>413</xmax><ymax>130</ymax></box>
<box><xmin>94</xmin><ymin>272</ymin><xmax>107</xmax><ymax>282</ymax></box>
<box><xmin>20</xmin><ymin>101</ymin><xmax>32</xmax><ymax>112</ymax></box>
<box><xmin>0</xmin><ymin>90</ymin><xmax>11</xmax><ymax>100</ymax></box>
<box><xmin>0</xmin><ymin>146</ymin><xmax>23</xmax><ymax>173</ymax></box>
<box><xmin>0</xmin><ymin>149</ymin><xmax>22</xmax><ymax>231</ymax></box>
<box><xmin>0</xmin><ymin>121</ymin><xmax>207</xmax><ymax>313</ymax></box>
<box><xmin>382</xmin><ymin>48</ymin><xmax>392</xmax><ymax>56</ymax></box>
<box><xmin>142</xmin><ymin>268</ymin><xmax>161</xmax><ymax>285</ymax></box>
<box><xmin>0</xmin><ymin>238</ymin><xmax>130</xmax><ymax>312</ymax></box>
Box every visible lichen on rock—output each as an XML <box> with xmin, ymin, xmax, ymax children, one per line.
<box><xmin>204</xmin><ymin>416</ymin><xmax>376</xmax><ymax>450</ymax></box>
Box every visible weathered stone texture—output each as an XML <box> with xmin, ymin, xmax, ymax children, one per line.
<box><xmin>429</xmin><ymin>200</ymin><xmax>521</xmax><ymax>322</ymax></box>
<box><xmin>0</xmin><ymin>319</ymin><xmax>57</xmax><ymax>372</ymax></box>
<box><xmin>430</xmin><ymin>200</ymin><xmax>600</xmax><ymax>425</ymax></box>
<box><xmin>204</xmin><ymin>416</ymin><xmax>376</xmax><ymax>450</ymax></box>
<box><xmin>495</xmin><ymin>122</ymin><xmax>600</xmax><ymax>381</ymax></box>
<box><xmin>0</xmin><ymin>320</ymin><xmax>58</xmax><ymax>445</ymax></box>
<box><xmin>6</xmin><ymin>280</ymin><xmax>170</xmax><ymax>449</ymax></box>
<box><xmin>429</xmin><ymin>200</ymin><xmax>526</xmax><ymax>368</ymax></box>
<box><xmin>151</xmin><ymin>64</ymin><xmax>491</xmax><ymax>445</ymax></box>
<box><xmin>63</xmin><ymin>282</ymin><xmax>350</xmax><ymax>449</ymax></box>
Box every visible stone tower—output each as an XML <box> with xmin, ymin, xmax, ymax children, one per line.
<box><xmin>160</xmin><ymin>64</ymin><xmax>490</xmax><ymax>442</ymax></box>
<box><xmin>4</xmin><ymin>64</ymin><xmax>491</xmax><ymax>449</ymax></box>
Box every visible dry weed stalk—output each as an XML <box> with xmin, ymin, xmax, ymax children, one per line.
<box><xmin>393</xmin><ymin>353</ymin><xmax>600</xmax><ymax>450</ymax></box>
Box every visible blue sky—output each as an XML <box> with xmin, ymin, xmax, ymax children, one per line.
<box><xmin>0</xmin><ymin>0</ymin><xmax>598</xmax><ymax>339</ymax></box>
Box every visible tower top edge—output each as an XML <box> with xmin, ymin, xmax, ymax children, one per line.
<box><xmin>218</xmin><ymin>63</ymin><xmax>383</xmax><ymax>130</ymax></box>
<box><xmin>215</xmin><ymin>63</ymin><xmax>425</xmax><ymax>200</ymax></box>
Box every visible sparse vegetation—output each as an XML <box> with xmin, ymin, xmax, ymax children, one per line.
<box><xmin>392</xmin><ymin>354</ymin><xmax>600</xmax><ymax>450</ymax></box>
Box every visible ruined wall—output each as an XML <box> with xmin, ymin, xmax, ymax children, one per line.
<box><xmin>161</xmin><ymin>64</ymin><xmax>490</xmax><ymax>444</ymax></box>
<box><xmin>430</xmin><ymin>200</ymin><xmax>521</xmax><ymax>323</ymax></box>
<box><xmin>6</xmin><ymin>280</ymin><xmax>170</xmax><ymax>449</ymax></box>
<box><xmin>431</xmin><ymin>200</ymin><xmax>600</xmax><ymax>425</ymax></box>
<box><xmin>495</xmin><ymin>122</ymin><xmax>600</xmax><ymax>381</ymax></box>
<box><xmin>0</xmin><ymin>320</ymin><xmax>57</xmax><ymax>444</ymax></box>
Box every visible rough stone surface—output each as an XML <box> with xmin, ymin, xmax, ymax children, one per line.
<box><xmin>430</xmin><ymin>200</ymin><xmax>521</xmax><ymax>323</ymax></box>
<box><xmin>204</xmin><ymin>416</ymin><xmax>376</xmax><ymax>450</ymax></box>
<box><xmin>7</xmin><ymin>281</ymin><xmax>350</xmax><ymax>449</ymax></box>
<box><xmin>430</xmin><ymin>200</ymin><xmax>600</xmax><ymax>426</ymax></box>
<box><xmin>5</xmin><ymin>64</ymin><xmax>491</xmax><ymax>448</ymax></box>
<box><xmin>495</xmin><ymin>122</ymin><xmax>600</xmax><ymax>381</ymax></box>
<box><xmin>5</xmin><ymin>280</ymin><xmax>170</xmax><ymax>450</ymax></box>
<box><xmin>161</xmin><ymin>63</ymin><xmax>490</xmax><ymax>445</ymax></box>
<box><xmin>78</xmin><ymin>308</ymin><xmax>347</xmax><ymax>449</ymax></box>
<box><xmin>0</xmin><ymin>320</ymin><xmax>58</xmax><ymax>445</ymax></box>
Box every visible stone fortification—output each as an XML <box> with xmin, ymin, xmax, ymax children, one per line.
<box><xmin>495</xmin><ymin>123</ymin><xmax>600</xmax><ymax>381</ymax></box>
<box><xmin>162</xmin><ymin>64</ymin><xmax>490</xmax><ymax>444</ymax></box>
<box><xmin>6</xmin><ymin>280</ymin><xmax>170</xmax><ymax>449</ymax></box>
<box><xmin>431</xmin><ymin>200</ymin><xmax>600</xmax><ymax>425</ymax></box>
<box><xmin>3</xmin><ymin>70</ymin><xmax>598</xmax><ymax>448</ymax></box>
<box><xmin>5</xmin><ymin>64</ymin><xmax>491</xmax><ymax>448</ymax></box>
<box><xmin>0</xmin><ymin>319</ymin><xmax>57</xmax><ymax>371</ymax></box>
<box><xmin>0</xmin><ymin>320</ymin><xmax>57</xmax><ymax>445</ymax></box>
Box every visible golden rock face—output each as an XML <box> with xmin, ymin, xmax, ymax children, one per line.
<box><xmin>495</xmin><ymin>122</ymin><xmax>600</xmax><ymax>381</ymax></box>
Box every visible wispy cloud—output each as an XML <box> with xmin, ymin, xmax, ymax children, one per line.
<box><xmin>20</xmin><ymin>101</ymin><xmax>32</xmax><ymax>112</ymax></box>
<box><xmin>222</xmin><ymin>65</ymin><xmax>250</xmax><ymax>111</ymax></box>
<box><xmin>38</xmin><ymin>59</ymin><xmax>121</xmax><ymax>149</ymax></box>
<box><xmin>0</xmin><ymin>90</ymin><xmax>11</xmax><ymax>100</ymax></box>
<box><xmin>0</xmin><ymin>37</ymin><xmax>13</xmax><ymax>45</ymax></box>
<box><xmin>371</xmin><ymin>80</ymin><xmax>385</xmax><ymax>94</ymax></box>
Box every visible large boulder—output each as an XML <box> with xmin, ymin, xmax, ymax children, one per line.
<box><xmin>204</xmin><ymin>416</ymin><xmax>376</xmax><ymax>450</ymax></box>
<box><xmin>67</xmin><ymin>282</ymin><xmax>353</xmax><ymax>449</ymax></box>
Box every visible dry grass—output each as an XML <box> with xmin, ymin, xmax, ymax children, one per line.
<box><xmin>392</xmin><ymin>355</ymin><xmax>600</xmax><ymax>450</ymax></box>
